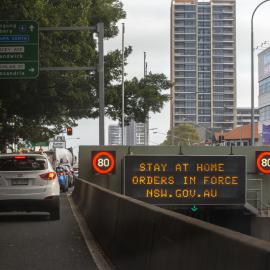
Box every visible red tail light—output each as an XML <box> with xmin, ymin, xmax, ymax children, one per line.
<box><xmin>40</xmin><ymin>172</ymin><xmax>56</xmax><ymax>180</ymax></box>
<box><xmin>14</xmin><ymin>156</ymin><xmax>26</xmax><ymax>160</ymax></box>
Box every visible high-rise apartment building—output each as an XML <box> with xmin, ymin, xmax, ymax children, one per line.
<box><xmin>126</xmin><ymin>121</ymin><xmax>148</xmax><ymax>146</ymax></box>
<box><xmin>108</xmin><ymin>121</ymin><xmax>148</xmax><ymax>146</ymax></box>
<box><xmin>237</xmin><ymin>107</ymin><xmax>259</xmax><ymax>127</ymax></box>
<box><xmin>171</xmin><ymin>0</ymin><xmax>236</xmax><ymax>132</ymax></box>
<box><xmin>108</xmin><ymin>125</ymin><xmax>122</xmax><ymax>145</ymax></box>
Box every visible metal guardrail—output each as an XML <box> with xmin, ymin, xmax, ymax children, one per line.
<box><xmin>260</xmin><ymin>202</ymin><xmax>270</xmax><ymax>217</ymax></box>
<box><xmin>247</xmin><ymin>178</ymin><xmax>270</xmax><ymax>217</ymax></box>
<box><xmin>247</xmin><ymin>178</ymin><xmax>262</xmax><ymax>210</ymax></box>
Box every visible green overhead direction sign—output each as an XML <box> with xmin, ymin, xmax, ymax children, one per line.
<box><xmin>0</xmin><ymin>20</ymin><xmax>39</xmax><ymax>79</ymax></box>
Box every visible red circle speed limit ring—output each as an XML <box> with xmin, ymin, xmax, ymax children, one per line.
<box><xmin>92</xmin><ymin>151</ymin><xmax>116</xmax><ymax>175</ymax></box>
<box><xmin>256</xmin><ymin>151</ymin><xmax>270</xmax><ymax>174</ymax></box>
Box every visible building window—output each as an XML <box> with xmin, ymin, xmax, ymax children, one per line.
<box><xmin>175</xmin><ymin>101</ymin><xmax>196</xmax><ymax>107</ymax></box>
<box><xmin>198</xmin><ymin>116</ymin><xmax>211</xmax><ymax>122</ymax></box>
<box><xmin>199</xmin><ymin>109</ymin><xmax>211</xmax><ymax>115</ymax></box>
<box><xmin>175</xmin><ymin>86</ymin><xmax>196</xmax><ymax>93</ymax></box>
<box><xmin>259</xmin><ymin>77</ymin><xmax>270</xmax><ymax>95</ymax></box>
<box><xmin>198</xmin><ymin>21</ymin><xmax>211</xmax><ymax>27</ymax></box>
<box><xmin>198</xmin><ymin>101</ymin><xmax>211</xmax><ymax>107</ymax></box>
<box><xmin>260</xmin><ymin>105</ymin><xmax>270</xmax><ymax>121</ymax></box>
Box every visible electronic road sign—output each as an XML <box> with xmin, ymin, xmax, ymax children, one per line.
<box><xmin>92</xmin><ymin>151</ymin><xmax>116</xmax><ymax>175</ymax></box>
<box><xmin>256</xmin><ymin>151</ymin><xmax>270</xmax><ymax>174</ymax></box>
<box><xmin>124</xmin><ymin>155</ymin><xmax>246</xmax><ymax>205</ymax></box>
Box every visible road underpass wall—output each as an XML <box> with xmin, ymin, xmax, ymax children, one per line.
<box><xmin>72</xmin><ymin>178</ymin><xmax>270</xmax><ymax>270</ymax></box>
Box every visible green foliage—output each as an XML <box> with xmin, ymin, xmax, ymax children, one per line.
<box><xmin>0</xmin><ymin>0</ymin><xmax>125</xmax><ymax>149</ymax></box>
<box><xmin>106</xmin><ymin>72</ymin><xmax>171</xmax><ymax>124</ymax></box>
<box><xmin>0</xmin><ymin>0</ymin><xmax>170</xmax><ymax>151</ymax></box>
<box><xmin>162</xmin><ymin>124</ymin><xmax>201</xmax><ymax>146</ymax></box>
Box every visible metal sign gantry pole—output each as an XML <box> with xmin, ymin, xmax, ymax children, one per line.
<box><xmin>40</xmin><ymin>23</ymin><xmax>105</xmax><ymax>145</ymax></box>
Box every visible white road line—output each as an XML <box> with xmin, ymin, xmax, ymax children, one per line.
<box><xmin>67</xmin><ymin>194</ymin><xmax>114</xmax><ymax>270</ymax></box>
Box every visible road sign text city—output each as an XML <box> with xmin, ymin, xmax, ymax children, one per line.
<box><xmin>0</xmin><ymin>20</ymin><xmax>39</xmax><ymax>79</ymax></box>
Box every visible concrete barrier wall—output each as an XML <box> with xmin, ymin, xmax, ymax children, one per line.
<box><xmin>73</xmin><ymin>178</ymin><xmax>270</xmax><ymax>270</ymax></box>
<box><xmin>252</xmin><ymin>217</ymin><xmax>270</xmax><ymax>241</ymax></box>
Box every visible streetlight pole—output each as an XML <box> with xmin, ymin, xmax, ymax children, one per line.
<box><xmin>97</xmin><ymin>22</ymin><xmax>105</xmax><ymax>146</ymax></box>
<box><xmin>144</xmin><ymin>52</ymin><xmax>149</xmax><ymax>146</ymax></box>
<box><xmin>251</xmin><ymin>0</ymin><xmax>270</xmax><ymax>146</ymax></box>
<box><xmin>121</xmin><ymin>23</ymin><xmax>125</xmax><ymax>145</ymax></box>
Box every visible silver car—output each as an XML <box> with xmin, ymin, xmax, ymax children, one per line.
<box><xmin>0</xmin><ymin>153</ymin><xmax>60</xmax><ymax>220</ymax></box>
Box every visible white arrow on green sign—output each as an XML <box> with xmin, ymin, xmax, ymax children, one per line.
<box><xmin>0</xmin><ymin>20</ymin><xmax>39</xmax><ymax>79</ymax></box>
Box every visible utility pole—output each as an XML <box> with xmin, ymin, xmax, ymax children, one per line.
<box><xmin>144</xmin><ymin>52</ymin><xmax>147</xmax><ymax>77</ymax></box>
<box><xmin>121</xmin><ymin>23</ymin><xmax>125</xmax><ymax>145</ymax></box>
<box><xmin>97</xmin><ymin>23</ymin><xmax>105</xmax><ymax>146</ymax></box>
<box><xmin>144</xmin><ymin>52</ymin><xmax>149</xmax><ymax>146</ymax></box>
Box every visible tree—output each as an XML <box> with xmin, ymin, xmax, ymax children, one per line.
<box><xmin>106</xmin><ymin>73</ymin><xmax>170</xmax><ymax>124</ymax></box>
<box><xmin>162</xmin><ymin>124</ymin><xmax>201</xmax><ymax>146</ymax></box>
<box><xmin>0</xmin><ymin>0</ymin><xmax>170</xmax><ymax>151</ymax></box>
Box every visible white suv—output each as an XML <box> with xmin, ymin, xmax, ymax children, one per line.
<box><xmin>0</xmin><ymin>153</ymin><xmax>60</xmax><ymax>220</ymax></box>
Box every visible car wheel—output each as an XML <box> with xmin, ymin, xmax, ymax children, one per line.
<box><xmin>50</xmin><ymin>208</ymin><xmax>60</xmax><ymax>220</ymax></box>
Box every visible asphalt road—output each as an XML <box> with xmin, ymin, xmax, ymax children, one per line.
<box><xmin>0</xmin><ymin>194</ymin><xmax>98</xmax><ymax>270</ymax></box>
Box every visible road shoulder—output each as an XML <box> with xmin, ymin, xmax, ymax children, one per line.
<box><xmin>67</xmin><ymin>194</ymin><xmax>113</xmax><ymax>270</ymax></box>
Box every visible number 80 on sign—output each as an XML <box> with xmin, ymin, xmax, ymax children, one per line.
<box><xmin>92</xmin><ymin>151</ymin><xmax>116</xmax><ymax>175</ymax></box>
<box><xmin>256</xmin><ymin>151</ymin><xmax>270</xmax><ymax>174</ymax></box>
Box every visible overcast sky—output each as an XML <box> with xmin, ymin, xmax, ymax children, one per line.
<box><xmin>66</xmin><ymin>0</ymin><xmax>270</xmax><ymax>150</ymax></box>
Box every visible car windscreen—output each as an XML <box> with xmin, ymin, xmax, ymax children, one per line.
<box><xmin>0</xmin><ymin>156</ymin><xmax>48</xmax><ymax>171</ymax></box>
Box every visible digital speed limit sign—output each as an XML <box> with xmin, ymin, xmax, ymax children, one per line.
<box><xmin>92</xmin><ymin>151</ymin><xmax>116</xmax><ymax>175</ymax></box>
<box><xmin>256</xmin><ymin>151</ymin><xmax>270</xmax><ymax>174</ymax></box>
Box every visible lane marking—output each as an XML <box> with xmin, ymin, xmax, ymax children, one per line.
<box><xmin>67</xmin><ymin>194</ymin><xmax>114</xmax><ymax>270</ymax></box>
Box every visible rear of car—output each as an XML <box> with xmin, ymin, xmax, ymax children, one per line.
<box><xmin>0</xmin><ymin>154</ymin><xmax>60</xmax><ymax>220</ymax></box>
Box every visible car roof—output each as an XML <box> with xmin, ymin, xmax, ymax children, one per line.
<box><xmin>0</xmin><ymin>153</ymin><xmax>47</xmax><ymax>158</ymax></box>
